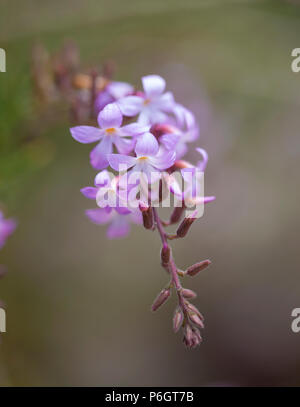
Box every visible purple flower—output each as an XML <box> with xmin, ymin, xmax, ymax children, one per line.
<box><xmin>85</xmin><ymin>207</ymin><xmax>142</xmax><ymax>239</ymax></box>
<box><xmin>0</xmin><ymin>211</ymin><xmax>17</xmax><ymax>250</ymax></box>
<box><xmin>81</xmin><ymin>170</ymin><xmax>130</xmax><ymax>214</ymax></box>
<box><xmin>71</xmin><ymin>102</ymin><xmax>149</xmax><ymax>169</ymax></box>
<box><xmin>160</xmin><ymin>105</ymin><xmax>199</xmax><ymax>159</ymax></box>
<box><xmin>95</xmin><ymin>81</ymin><xmax>134</xmax><ymax>113</ymax></box>
<box><xmin>108</xmin><ymin>132</ymin><xmax>176</xmax><ymax>183</ymax></box>
<box><xmin>118</xmin><ymin>75</ymin><xmax>175</xmax><ymax>125</ymax></box>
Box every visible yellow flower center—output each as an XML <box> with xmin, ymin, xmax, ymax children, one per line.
<box><xmin>143</xmin><ymin>98</ymin><xmax>151</xmax><ymax>106</ymax></box>
<box><xmin>138</xmin><ymin>156</ymin><xmax>148</xmax><ymax>161</ymax></box>
<box><xmin>105</xmin><ymin>127</ymin><xmax>116</xmax><ymax>134</ymax></box>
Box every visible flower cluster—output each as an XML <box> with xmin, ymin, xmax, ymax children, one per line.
<box><xmin>71</xmin><ymin>74</ymin><xmax>215</xmax><ymax>348</ymax></box>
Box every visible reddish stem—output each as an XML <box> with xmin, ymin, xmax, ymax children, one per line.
<box><xmin>152</xmin><ymin>207</ymin><xmax>189</xmax><ymax>317</ymax></box>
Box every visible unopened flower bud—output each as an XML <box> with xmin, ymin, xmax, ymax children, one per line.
<box><xmin>186</xmin><ymin>260</ymin><xmax>211</xmax><ymax>277</ymax></box>
<box><xmin>150</xmin><ymin>124</ymin><xmax>176</xmax><ymax>139</ymax></box>
<box><xmin>151</xmin><ymin>288</ymin><xmax>170</xmax><ymax>312</ymax></box>
<box><xmin>176</xmin><ymin>216</ymin><xmax>196</xmax><ymax>238</ymax></box>
<box><xmin>173</xmin><ymin>308</ymin><xmax>183</xmax><ymax>333</ymax></box>
<box><xmin>172</xmin><ymin>160</ymin><xmax>193</xmax><ymax>170</ymax></box>
<box><xmin>183</xmin><ymin>325</ymin><xmax>202</xmax><ymax>348</ymax></box>
<box><xmin>187</xmin><ymin>303</ymin><xmax>204</xmax><ymax>321</ymax></box>
<box><xmin>170</xmin><ymin>206</ymin><xmax>185</xmax><ymax>224</ymax></box>
<box><xmin>160</xmin><ymin>245</ymin><xmax>170</xmax><ymax>266</ymax></box>
<box><xmin>189</xmin><ymin>313</ymin><xmax>204</xmax><ymax>329</ymax></box>
<box><xmin>139</xmin><ymin>203</ymin><xmax>153</xmax><ymax>230</ymax></box>
<box><xmin>182</xmin><ymin>288</ymin><xmax>197</xmax><ymax>299</ymax></box>
<box><xmin>183</xmin><ymin>324</ymin><xmax>193</xmax><ymax>348</ymax></box>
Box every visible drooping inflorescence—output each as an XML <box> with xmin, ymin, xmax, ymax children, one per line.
<box><xmin>70</xmin><ymin>74</ymin><xmax>215</xmax><ymax>348</ymax></box>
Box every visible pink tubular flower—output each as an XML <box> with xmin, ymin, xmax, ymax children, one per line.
<box><xmin>117</xmin><ymin>75</ymin><xmax>175</xmax><ymax>125</ymax></box>
<box><xmin>70</xmin><ymin>102</ymin><xmax>149</xmax><ymax>169</ymax></box>
<box><xmin>0</xmin><ymin>211</ymin><xmax>17</xmax><ymax>250</ymax></box>
<box><xmin>85</xmin><ymin>207</ymin><xmax>142</xmax><ymax>239</ymax></box>
<box><xmin>108</xmin><ymin>132</ymin><xmax>176</xmax><ymax>183</ymax></box>
<box><xmin>94</xmin><ymin>81</ymin><xmax>134</xmax><ymax>113</ymax></box>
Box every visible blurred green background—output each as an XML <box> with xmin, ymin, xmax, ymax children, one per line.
<box><xmin>1</xmin><ymin>0</ymin><xmax>300</xmax><ymax>386</ymax></box>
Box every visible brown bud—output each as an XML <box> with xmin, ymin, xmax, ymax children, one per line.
<box><xmin>190</xmin><ymin>313</ymin><xmax>204</xmax><ymax>329</ymax></box>
<box><xmin>176</xmin><ymin>216</ymin><xmax>196</xmax><ymax>238</ymax></box>
<box><xmin>173</xmin><ymin>308</ymin><xmax>184</xmax><ymax>333</ymax></box>
<box><xmin>186</xmin><ymin>260</ymin><xmax>211</xmax><ymax>277</ymax></box>
<box><xmin>151</xmin><ymin>288</ymin><xmax>171</xmax><ymax>312</ymax></box>
<box><xmin>140</xmin><ymin>204</ymin><xmax>153</xmax><ymax>230</ymax></box>
<box><xmin>160</xmin><ymin>245</ymin><xmax>170</xmax><ymax>266</ymax></box>
<box><xmin>182</xmin><ymin>288</ymin><xmax>197</xmax><ymax>299</ymax></box>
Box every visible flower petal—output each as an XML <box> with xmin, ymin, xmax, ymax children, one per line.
<box><xmin>196</xmin><ymin>148</ymin><xmax>208</xmax><ymax>172</ymax></box>
<box><xmin>120</xmin><ymin>123</ymin><xmax>150</xmax><ymax>137</ymax></box>
<box><xmin>176</xmin><ymin>142</ymin><xmax>188</xmax><ymax>159</ymax></box>
<box><xmin>85</xmin><ymin>208</ymin><xmax>113</xmax><ymax>224</ymax></box>
<box><xmin>135</xmin><ymin>132</ymin><xmax>159</xmax><ymax>157</ymax></box>
<box><xmin>107</xmin><ymin>153</ymin><xmax>137</xmax><ymax>171</ymax></box>
<box><xmin>80</xmin><ymin>187</ymin><xmax>98</xmax><ymax>199</ymax></box>
<box><xmin>97</xmin><ymin>102</ymin><xmax>122</xmax><ymax>129</ymax></box>
<box><xmin>94</xmin><ymin>91</ymin><xmax>114</xmax><ymax>113</ymax></box>
<box><xmin>160</xmin><ymin>133</ymin><xmax>180</xmax><ymax>151</ymax></box>
<box><xmin>94</xmin><ymin>169</ymin><xmax>111</xmax><ymax>187</ymax></box>
<box><xmin>107</xmin><ymin>81</ymin><xmax>134</xmax><ymax>99</ymax></box>
<box><xmin>107</xmin><ymin>215</ymin><xmax>130</xmax><ymax>239</ymax></box>
<box><xmin>142</xmin><ymin>75</ymin><xmax>165</xmax><ymax>97</ymax></box>
<box><xmin>114</xmin><ymin>137</ymin><xmax>135</xmax><ymax>154</ymax></box>
<box><xmin>149</xmin><ymin>149</ymin><xmax>176</xmax><ymax>170</ymax></box>
<box><xmin>155</xmin><ymin>91</ymin><xmax>175</xmax><ymax>112</ymax></box>
<box><xmin>90</xmin><ymin>137</ymin><xmax>113</xmax><ymax>170</ymax></box>
<box><xmin>117</xmin><ymin>96</ymin><xmax>144</xmax><ymax>117</ymax></box>
<box><xmin>70</xmin><ymin>126</ymin><xmax>102</xmax><ymax>143</ymax></box>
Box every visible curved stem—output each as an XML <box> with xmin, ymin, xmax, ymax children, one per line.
<box><xmin>152</xmin><ymin>207</ymin><xmax>189</xmax><ymax>317</ymax></box>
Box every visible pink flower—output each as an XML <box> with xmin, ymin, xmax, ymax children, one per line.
<box><xmin>117</xmin><ymin>75</ymin><xmax>175</xmax><ymax>125</ymax></box>
<box><xmin>108</xmin><ymin>132</ymin><xmax>176</xmax><ymax>183</ymax></box>
<box><xmin>71</xmin><ymin>102</ymin><xmax>149</xmax><ymax>169</ymax></box>
<box><xmin>0</xmin><ymin>211</ymin><xmax>17</xmax><ymax>250</ymax></box>
<box><xmin>85</xmin><ymin>207</ymin><xmax>142</xmax><ymax>239</ymax></box>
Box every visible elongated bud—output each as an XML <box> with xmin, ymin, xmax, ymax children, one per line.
<box><xmin>187</xmin><ymin>303</ymin><xmax>204</xmax><ymax>321</ymax></box>
<box><xmin>176</xmin><ymin>216</ymin><xmax>196</xmax><ymax>238</ymax></box>
<box><xmin>190</xmin><ymin>313</ymin><xmax>204</xmax><ymax>329</ymax></box>
<box><xmin>183</xmin><ymin>324</ymin><xmax>194</xmax><ymax>347</ymax></box>
<box><xmin>151</xmin><ymin>288</ymin><xmax>170</xmax><ymax>312</ymax></box>
<box><xmin>170</xmin><ymin>205</ymin><xmax>185</xmax><ymax>224</ymax></box>
<box><xmin>182</xmin><ymin>288</ymin><xmax>197</xmax><ymax>299</ymax></box>
<box><xmin>160</xmin><ymin>245</ymin><xmax>170</xmax><ymax>266</ymax></box>
<box><xmin>139</xmin><ymin>203</ymin><xmax>153</xmax><ymax>230</ymax></box>
<box><xmin>186</xmin><ymin>259</ymin><xmax>211</xmax><ymax>276</ymax></box>
<box><xmin>173</xmin><ymin>308</ymin><xmax>184</xmax><ymax>333</ymax></box>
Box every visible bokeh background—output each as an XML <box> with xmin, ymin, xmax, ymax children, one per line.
<box><xmin>1</xmin><ymin>0</ymin><xmax>300</xmax><ymax>386</ymax></box>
